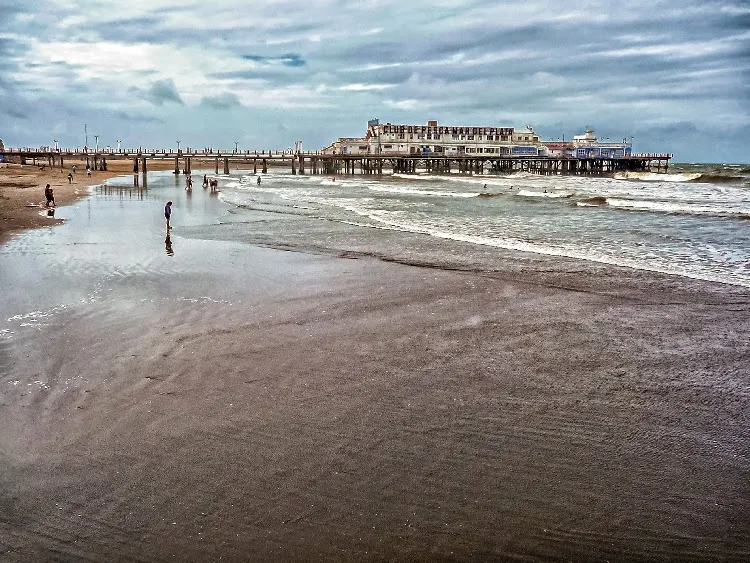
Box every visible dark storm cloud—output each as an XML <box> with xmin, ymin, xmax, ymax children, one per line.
<box><xmin>113</xmin><ymin>110</ymin><xmax>164</xmax><ymax>124</ymax></box>
<box><xmin>139</xmin><ymin>79</ymin><xmax>184</xmax><ymax>106</ymax></box>
<box><xmin>200</xmin><ymin>93</ymin><xmax>242</xmax><ymax>110</ymax></box>
<box><xmin>242</xmin><ymin>53</ymin><xmax>306</xmax><ymax>67</ymax></box>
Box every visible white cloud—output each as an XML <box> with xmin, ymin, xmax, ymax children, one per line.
<box><xmin>384</xmin><ymin>99</ymin><xmax>421</xmax><ymax>110</ymax></box>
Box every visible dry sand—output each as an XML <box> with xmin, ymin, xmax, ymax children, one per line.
<box><xmin>0</xmin><ymin>171</ymin><xmax>748</xmax><ymax>562</ymax></box>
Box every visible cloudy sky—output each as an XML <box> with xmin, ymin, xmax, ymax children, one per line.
<box><xmin>1</xmin><ymin>0</ymin><xmax>748</xmax><ymax>162</ymax></box>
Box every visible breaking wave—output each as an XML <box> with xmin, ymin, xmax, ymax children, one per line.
<box><xmin>688</xmin><ymin>174</ymin><xmax>748</xmax><ymax>184</ymax></box>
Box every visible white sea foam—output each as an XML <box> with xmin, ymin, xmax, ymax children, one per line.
<box><xmin>516</xmin><ymin>189</ymin><xmax>572</xmax><ymax>199</ymax></box>
<box><xmin>614</xmin><ymin>171</ymin><xmax>702</xmax><ymax>182</ymax></box>
<box><xmin>367</xmin><ymin>185</ymin><xmax>477</xmax><ymax>198</ymax></box>
<box><xmin>606</xmin><ymin>198</ymin><xmax>750</xmax><ymax>216</ymax></box>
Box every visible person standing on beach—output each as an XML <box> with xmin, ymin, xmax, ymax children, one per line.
<box><xmin>164</xmin><ymin>201</ymin><xmax>173</xmax><ymax>232</ymax></box>
<box><xmin>257</xmin><ymin>176</ymin><xmax>261</xmax><ymax>185</ymax></box>
<box><xmin>67</xmin><ymin>172</ymin><xmax>73</xmax><ymax>184</ymax></box>
<box><xmin>44</xmin><ymin>184</ymin><xmax>55</xmax><ymax>207</ymax></box>
<box><xmin>86</xmin><ymin>165</ymin><xmax>91</xmax><ymax>177</ymax></box>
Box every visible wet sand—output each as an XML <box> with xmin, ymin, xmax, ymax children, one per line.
<box><xmin>0</xmin><ymin>174</ymin><xmax>748</xmax><ymax>562</ymax></box>
<box><xmin>0</xmin><ymin>159</ymin><xmax>175</xmax><ymax>245</ymax></box>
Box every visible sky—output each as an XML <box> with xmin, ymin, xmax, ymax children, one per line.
<box><xmin>0</xmin><ymin>0</ymin><xmax>748</xmax><ymax>163</ymax></box>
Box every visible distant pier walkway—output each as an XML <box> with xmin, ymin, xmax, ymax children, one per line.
<box><xmin>0</xmin><ymin>147</ymin><xmax>672</xmax><ymax>177</ymax></box>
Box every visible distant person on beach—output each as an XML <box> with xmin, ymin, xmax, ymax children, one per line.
<box><xmin>86</xmin><ymin>166</ymin><xmax>91</xmax><ymax>177</ymax></box>
<box><xmin>186</xmin><ymin>176</ymin><xmax>193</xmax><ymax>191</ymax></box>
<box><xmin>44</xmin><ymin>184</ymin><xmax>55</xmax><ymax>207</ymax></box>
<box><xmin>257</xmin><ymin>176</ymin><xmax>261</xmax><ymax>185</ymax></box>
<box><xmin>164</xmin><ymin>201</ymin><xmax>173</xmax><ymax>232</ymax></box>
<box><xmin>203</xmin><ymin>174</ymin><xmax>208</xmax><ymax>188</ymax></box>
<box><xmin>72</xmin><ymin>165</ymin><xmax>77</xmax><ymax>174</ymax></box>
<box><xmin>67</xmin><ymin>172</ymin><xmax>73</xmax><ymax>184</ymax></box>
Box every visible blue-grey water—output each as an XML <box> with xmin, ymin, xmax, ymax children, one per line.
<box><xmin>213</xmin><ymin>163</ymin><xmax>750</xmax><ymax>288</ymax></box>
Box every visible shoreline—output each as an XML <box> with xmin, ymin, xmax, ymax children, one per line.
<box><xmin>0</xmin><ymin>159</ymin><xmax>183</xmax><ymax>245</ymax></box>
<box><xmin>0</xmin><ymin>158</ymin><xmax>303</xmax><ymax>245</ymax></box>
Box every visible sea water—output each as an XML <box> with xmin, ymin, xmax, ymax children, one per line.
<box><xmin>214</xmin><ymin>163</ymin><xmax>750</xmax><ymax>288</ymax></box>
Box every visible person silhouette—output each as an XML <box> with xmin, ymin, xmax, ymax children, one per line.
<box><xmin>164</xmin><ymin>201</ymin><xmax>173</xmax><ymax>232</ymax></box>
<box><xmin>44</xmin><ymin>184</ymin><xmax>55</xmax><ymax>207</ymax></box>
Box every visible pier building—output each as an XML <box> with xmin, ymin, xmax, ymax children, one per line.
<box><xmin>543</xmin><ymin>129</ymin><xmax>632</xmax><ymax>159</ymax></box>
<box><xmin>323</xmin><ymin>120</ymin><xmax>635</xmax><ymax>161</ymax></box>
<box><xmin>322</xmin><ymin>119</ymin><xmax>543</xmax><ymax>157</ymax></box>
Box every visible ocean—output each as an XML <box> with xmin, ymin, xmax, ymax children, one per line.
<box><xmin>213</xmin><ymin>162</ymin><xmax>750</xmax><ymax>288</ymax></box>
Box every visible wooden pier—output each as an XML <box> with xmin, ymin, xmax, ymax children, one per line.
<box><xmin>0</xmin><ymin>147</ymin><xmax>672</xmax><ymax>178</ymax></box>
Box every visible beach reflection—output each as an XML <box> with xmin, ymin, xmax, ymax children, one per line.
<box><xmin>165</xmin><ymin>234</ymin><xmax>174</xmax><ymax>256</ymax></box>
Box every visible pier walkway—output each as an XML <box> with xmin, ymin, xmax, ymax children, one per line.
<box><xmin>0</xmin><ymin>147</ymin><xmax>672</xmax><ymax>177</ymax></box>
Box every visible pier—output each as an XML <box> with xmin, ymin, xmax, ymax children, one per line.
<box><xmin>0</xmin><ymin>147</ymin><xmax>672</xmax><ymax>177</ymax></box>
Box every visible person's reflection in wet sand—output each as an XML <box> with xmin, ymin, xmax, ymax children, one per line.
<box><xmin>165</xmin><ymin>234</ymin><xmax>174</xmax><ymax>256</ymax></box>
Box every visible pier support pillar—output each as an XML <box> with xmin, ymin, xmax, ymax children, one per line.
<box><xmin>299</xmin><ymin>155</ymin><xmax>305</xmax><ymax>175</ymax></box>
<box><xmin>174</xmin><ymin>157</ymin><xmax>179</xmax><ymax>175</ymax></box>
<box><xmin>214</xmin><ymin>157</ymin><xmax>219</xmax><ymax>175</ymax></box>
<box><xmin>291</xmin><ymin>155</ymin><xmax>297</xmax><ymax>175</ymax></box>
<box><xmin>223</xmin><ymin>157</ymin><xmax>229</xmax><ymax>175</ymax></box>
<box><xmin>262</xmin><ymin>159</ymin><xmax>268</xmax><ymax>174</ymax></box>
<box><xmin>141</xmin><ymin>157</ymin><xmax>147</xmax><ymax>175</ymax></box>
<box><xmin>253</xmin><ymin>159</ymin><xmax>257</xmax><ymax>174</ymax></box>
<box><xmin>133</xmin><ymin>157</ymin><xmax>139</xmax><ymax>174</ymax></box>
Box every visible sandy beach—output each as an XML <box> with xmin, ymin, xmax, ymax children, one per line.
<box><xmin>0</xmin><ymin>169</ymin><xmax>748</xmax><ymax>562</ymax></box>
<box><xmin>0</xmin><ymin>159</ymin><xmax>183</xmax><ymax>245</ymax></box>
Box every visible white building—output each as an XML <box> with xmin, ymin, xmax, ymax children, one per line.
<box><xmin>322</xmin><ymin>120</ymin><xmax>543</xmax><ymax>157</ymax></box>
<box><xmin>543</xmin><ymin>130</ymin><xmax>632</xmax><ymax>159</ymax></box>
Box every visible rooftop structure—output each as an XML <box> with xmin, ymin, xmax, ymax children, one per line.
<box><xmin>323</xmin><ymin>120</ymin><xmax>542</xmax><ymax>157</ymax></box>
